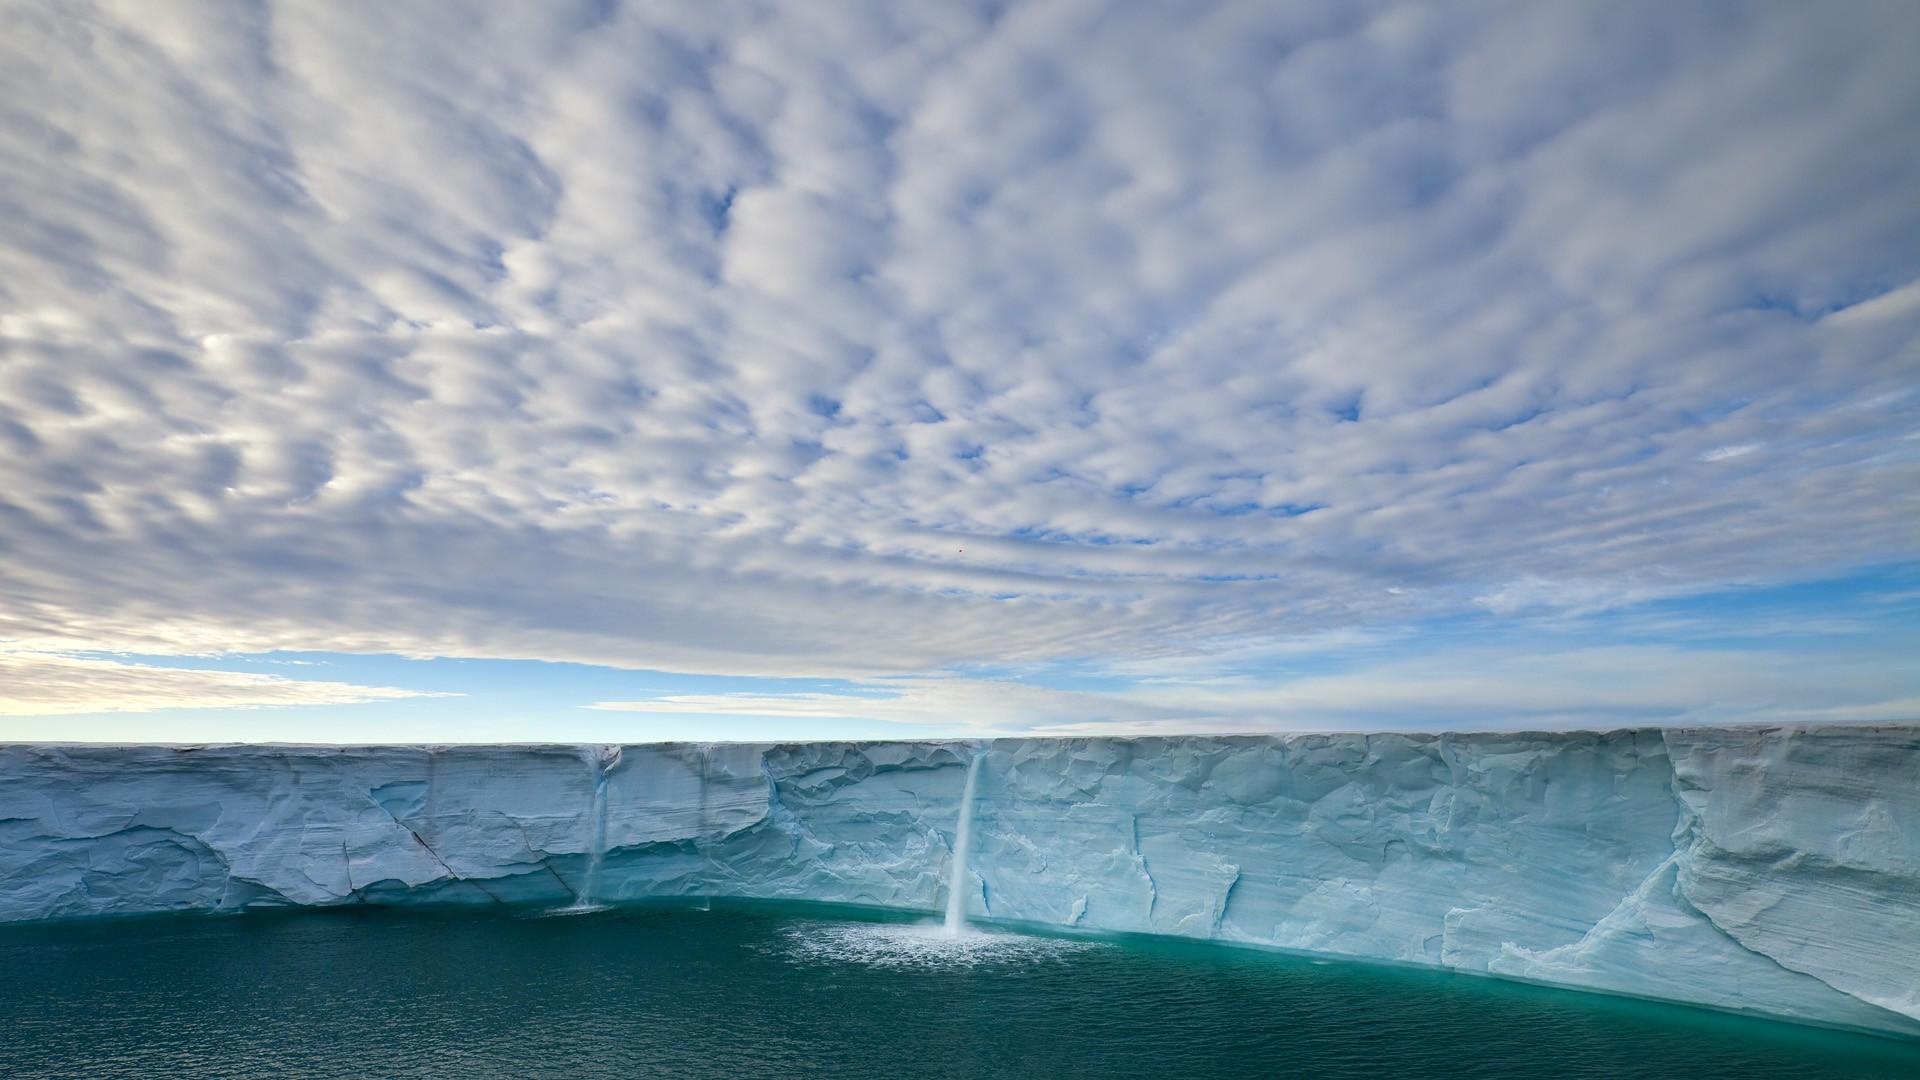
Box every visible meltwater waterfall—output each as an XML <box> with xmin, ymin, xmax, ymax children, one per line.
<box><xmin>6</xmin><ymin>731</ymin><xmax>1918</xmax><ymax>1037</ymax></box>
<box><xmin>942</xmin><ymin>752</ymin><xmax>985</xmax><ymax>936</ymax></box>
<box><xmin>569</xmin><ymin>745</ymin><xmax>619</xmax><ymax>911</ymax></box>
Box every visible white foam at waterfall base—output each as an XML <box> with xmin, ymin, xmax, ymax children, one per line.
<box><xmin>536</xmin><ymin>902</ymin><xmax>611</xmax><ymax>918</ymax></box>
<box><xmin>772</xmin><ymin>920</ymin><xmax>1104</xmax><ymax>971</ymax></box>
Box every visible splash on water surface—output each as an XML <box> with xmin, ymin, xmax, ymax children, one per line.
<box><xmin>771</xmin><ymin>919</ymin><xmax>1104</xmax><ymax>971</ymax></box>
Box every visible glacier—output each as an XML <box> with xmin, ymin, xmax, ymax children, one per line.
<box><xmin>1</xmin><ymin>726</ymin><xmax>1915</xmax><ymax>1037</ymax></box>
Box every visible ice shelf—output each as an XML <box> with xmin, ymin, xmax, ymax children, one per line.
<box><xmin>1</xmin><ymin>727</ymin><xmax>1915</xmax><ymax>1036</ymax></box>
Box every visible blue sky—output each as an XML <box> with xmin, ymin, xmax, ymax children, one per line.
<box><xmin>1</xmin><ymin>1</ymin><xmax>1917</xmax><ymax>741</ymax></box>
<box><xmin>18</xmin><ymin>566</ymin><xmax>1920</xmax><ymax>741</ymax></box>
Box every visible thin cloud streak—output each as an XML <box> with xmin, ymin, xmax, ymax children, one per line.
<box><xmin>0</xmin><ymin>650</ymin><xmax>451</xmax><ymax>717</ymax></box>
<box><xmin>589</xmin><ymin>640</ymin><xmax>1920</xmax><ymax>735</ymax></box>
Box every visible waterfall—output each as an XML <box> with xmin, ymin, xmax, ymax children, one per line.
<box><xmin>571</xmin><ymin>745</ymin><xmax>618</xmax><ymax>911</ymax></box>
<box><xmin>942</xmin><ymin>752</ymin><xmax>985</xmax><ymax>936</ymax></box>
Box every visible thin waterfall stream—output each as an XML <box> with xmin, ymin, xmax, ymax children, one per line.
<box><xmin>567</xmin><ymin>745</ymin><xmax>619</xmax><ymax>912</ymax></box>
<box><xmin>942</xmin><ymin>752</ymin><xmax>984</xmax><ymax>936</ymax></box>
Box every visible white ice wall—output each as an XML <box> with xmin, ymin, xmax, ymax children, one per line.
<box><xmin>0</xmin><ymin>728</ymin><xmax>1914</xmax><ymax>1037</ymax></box>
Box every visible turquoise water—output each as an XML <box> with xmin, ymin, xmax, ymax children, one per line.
<box><xmin>0</xmin><ymin>904</ymin><xmax>1914</xmax><ymax>1079</ymax></box>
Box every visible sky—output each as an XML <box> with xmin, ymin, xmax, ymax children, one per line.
<box><xmin>1</xmin><ymin>0</ymin><xmax>1916</xmax><ymax>742</ymax></box>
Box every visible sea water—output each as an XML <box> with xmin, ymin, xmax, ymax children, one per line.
<box><xmin>0</xmin><ymin>904</ymin><xmax>1913</xmax><ymax>1079</ymax></box>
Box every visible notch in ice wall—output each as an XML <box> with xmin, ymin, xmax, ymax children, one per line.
<box><xmin>0</xmin><ymin>728</ymin><xmax>1915</xmax><ymax>1039</ymax></box>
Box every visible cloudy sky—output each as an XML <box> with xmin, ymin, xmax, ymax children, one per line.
<box><xmin>2</xmin><ymin>0</ymin><xmax>1916</xmax><ymax>741</ymax></box>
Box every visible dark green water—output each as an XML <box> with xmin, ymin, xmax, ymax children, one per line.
<box><xmin>0</xmin><ymin>904</ymin><xmax>1913</xmax><ymax>1079</ymax></box>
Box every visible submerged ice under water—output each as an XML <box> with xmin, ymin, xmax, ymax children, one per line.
<box><xmin>4</xmin><ymin>905</ymin><xmax>1916</xmax><ymax>1080</ymax></box>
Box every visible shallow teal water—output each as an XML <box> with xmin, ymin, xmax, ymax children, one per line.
<box><xmin>0</xmin><ymin>903</ymin><xmax>1914</xmax><ymax>1079</ymax></box>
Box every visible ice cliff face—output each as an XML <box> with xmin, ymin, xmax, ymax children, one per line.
<box><xmin>1</xmin><ymin>728</ymin><xmax>1915</xmax><ymax>1037</ymax></box>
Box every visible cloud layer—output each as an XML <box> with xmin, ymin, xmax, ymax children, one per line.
<box><xmin>0</xmin><ymin>650</ymin><xmax>441</xmax><ymax>717</ymax></box>
<box><xmin>2</xmin><ymin>1</ymin><xmax>1917</xmax><ymax>703</ymax></box>
<box><xmin>589</xmin><ymin>634</ymin><xmax>1920</xmax><ymax>735</ymax></box>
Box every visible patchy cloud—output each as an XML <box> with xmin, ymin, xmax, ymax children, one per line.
<box><xmin>1</xmin><ymin>2</ymin><xmax>1916</xmax><ymax>717</ymax></box>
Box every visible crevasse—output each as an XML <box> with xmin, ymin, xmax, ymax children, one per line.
<box><xmin>1</xmin><ymin>727</ymin><xmax>1914</xmax><ymax>1037</ymax></box>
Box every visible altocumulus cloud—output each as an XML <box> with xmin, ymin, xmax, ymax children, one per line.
<box><xmin>0</xmin><ymin>1</ymin><xmax>1917</xmax><ymax>720</ymax></box>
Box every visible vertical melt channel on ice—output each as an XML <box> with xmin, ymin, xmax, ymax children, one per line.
<box><xmin>572</xmin><ymin>744</ymin><xmax>619</xmax><ymax>911</ymax></box>
<box><xmin>697</xmin><ymin>744</ymin><xmax>714</xmax><ymax>910</ymax></box>
<box><xmin>943</xmin><ymin>748</ymin><xmax>986</xmax><ymax>936</ymax></box>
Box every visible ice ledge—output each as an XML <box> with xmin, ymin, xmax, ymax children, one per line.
<box><xmin>1</xmin><ymin>727</ymin><xmax>1915</xmax><ymax>1038</ymax></box>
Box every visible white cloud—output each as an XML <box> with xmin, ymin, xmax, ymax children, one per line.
<box><xmin>590</xmin><ymin>676</ymin><xmax>1189</xmax><ymax>733</ymax></box>
<box><xmin>0</xmin><ymin>1</ymin><xmax>1914</xmax><ymax>700</ymax></box>
<box><xmin>0</xmin><ymin>650</ymin><xmax>449</xmax><ymax>717</ymax></box>
<box><xmin>592</xmin><ymin>639</ymin><xmax>1920</xmax><ymax>735</ymax></box>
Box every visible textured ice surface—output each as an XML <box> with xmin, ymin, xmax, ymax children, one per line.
<box><xmin>1</xmin><ymin>728</ymin><xmax>1915</xmax><ymax>1036</ymax></box>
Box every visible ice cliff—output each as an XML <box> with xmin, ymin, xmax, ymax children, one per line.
<box><xmin>2</xmin><ymin>727</ymin><xmax>1915</xmax><ymax>1037</ymax></box>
